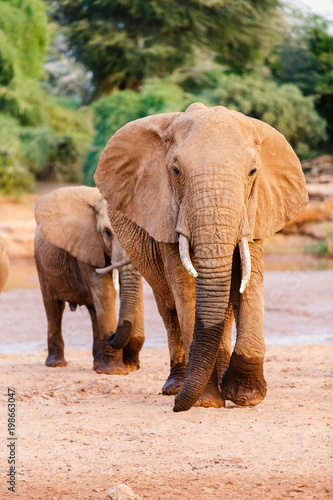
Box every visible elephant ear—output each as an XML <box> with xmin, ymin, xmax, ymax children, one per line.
<box><xmin>95</xmin><ymin>112</ymin><xmax>181</xmax><ymax>243</ymax></box>
<box><xmin>249</xmin><ymin>118</ymin><xmax>309</xmax><ymax>240</ymax></box>
<box><xmin>34</xmin><ymin>186</ymin><xmax>106</xmax><ymax>267</ymax></box>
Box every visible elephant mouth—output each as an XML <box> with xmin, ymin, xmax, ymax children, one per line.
<box><xmin>178</xmin><ymin>233</ymin><xmax>251</xmax><ymax>294</ymax></box>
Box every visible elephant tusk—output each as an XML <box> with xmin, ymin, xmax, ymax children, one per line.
<box><xmin>239</xmin><ymin>237</ymin><xmax>251</xmax><ymax>294</ymax></box>
<box><xmin>179</xmin><ymin>234</ymin><xmax>198</xmax><ymax>278</ymax></box>
<box><xmin>95</xmin><ymin>258</ymin><xmax>131</xmax><ymax>276</ymax></box>
<box><xmin>112</xmin><ymin>269</ymin><xmax>119</xmax><ymax>291</ymax></box>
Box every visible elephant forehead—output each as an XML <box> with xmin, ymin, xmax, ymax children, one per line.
<box><xmin>170</xmin><ymin>110</ymin><xmax>257</xmax><ymax>158</ymax></box>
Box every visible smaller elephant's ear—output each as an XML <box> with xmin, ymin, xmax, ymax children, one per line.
<box><xmin>34</xmin><ymin>186</ymin><xmax>106</xmax><ymax>267</ymax></box>
<box><xmin>249</xmin><ymin>118</ymin><xmax>309</xmax><ymax>240</ymax></box>
<box><xmin>95</xmin><ymin>112</ymin><xmax>181</xmax><ymax>243</ymax></box>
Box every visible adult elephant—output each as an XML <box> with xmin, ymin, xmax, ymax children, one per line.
<box><xmin>0</xmin><ymin>237</ymin><xmax>9</xmax><ymax>294</ymax></box>
<box><xmin>94</xmin><ymin>103</ymin><xmax>308</xmax><ymax>411</ymax></box>
<box><xmin>34</xmin><ymin>186</ymin><xmax>144</xmax><ymax>374</ymax></box>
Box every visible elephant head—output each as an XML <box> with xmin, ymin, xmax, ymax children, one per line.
<box><xmin>94</xmin><ymin>103</ymin><xmax>308</xmax><ymax>411</ymax></box>
<box><xmin>35</xmin><ymin>186</ymin><xmax>141</xmax><ymax>349</ymax></box>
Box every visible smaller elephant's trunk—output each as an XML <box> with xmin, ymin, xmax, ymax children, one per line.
<box><xmin>95</xmin><ymin>258</ymin><xmax>132</xmax><ymax>275</ymax></box>
<box><xmin>108</xmin><ymin>265</ymin><xmax>141</xmax><ymax>350</ymax></box>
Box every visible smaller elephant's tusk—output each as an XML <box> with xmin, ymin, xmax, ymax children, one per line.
<box><xmin>95</xmin><ymin>258</ymin><xmax>131</xmax><ymax>276</ymax></box>
<box><xmin>112</xmin><ymin>269</ymin><xmax>119</xmax><ymax>291</ymax></box>
<box><xmin>239</xmin><ymin>237</ymin><xmax>251</xmax><ymax>294</ymax></box>
<box><xmin>179</xmin><ymin>234</ymin><xmax>198</xmax><ymax>278</ymax></box>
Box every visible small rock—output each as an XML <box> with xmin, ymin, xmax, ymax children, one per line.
<box><xmin>106</xmin><ymin>484</ymin><xmax>142</xmax><ymax>500</ymax></box>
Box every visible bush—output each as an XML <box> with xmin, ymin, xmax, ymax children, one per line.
<box><xmin>0</xmin><ymin>99</ymin><xmax>94</xmax><ymax>194</ymax></box>
<box><xmin>84</xmin><ymin>73</ymin><xmax>328</xmax><ymax>186</ymax></box>
<box><xmin>0</xmin><ymin>0</ymin><xmax>94</xmax><ymax>193</ymax></box>
<box><xmin>186</xmin><ymin>72</ymin><xmax>327</xmax><ymax>158</ymax></box>
<box><xmin>39</xmin><ymin>100</ymin><xmax>94</xmax><ymax>181</ymax></box>
<box><xmin>0</xmin><ymin>115</ymin><xmax>34</xmax><ymax>194</ymax></box>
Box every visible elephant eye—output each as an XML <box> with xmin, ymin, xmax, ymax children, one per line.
<box><xmin>172</xmin><ymin>167</ymin><xmax>180</xmax><ymax>175</ymax></box>
<box><xmin>249</xmin><ymin>168</ymin><xmax>257</xmax><ymax>177</ymax></box>
<box><xmin>104</xmin><ymin>228</ymin><xmax>112</xmax><ymax>237</ymax></box>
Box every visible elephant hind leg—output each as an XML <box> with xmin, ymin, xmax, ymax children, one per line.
<box><xmin>193</xmin><ymin>365</ymin><xmax>225</xmax><ymax>408</ymax></box>
<box><xmin>44</xmin><ymin>296</ymin><xmax>67</xmax><ymax>367</ymax></box>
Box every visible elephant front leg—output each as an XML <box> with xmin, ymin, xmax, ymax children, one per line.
<box><xmin>193</xmin><ymin>365</ymin><xmax>225</xmax><ymax>408</ymax></box>
<box><xmin>192</xmin><ymin>306</ymin><xmax>233</xmax><ymax>409</ymax></box>
<box><xmin>153</xmin><ymin>292</ymin><xmax>186</xmax><ymax>395</ymax></box>
<box><xmin>122</xmin><ymin>281</ymin><xmax>145</xmax><ymax>372</ymax></box>
<box><xmin>221</xmin><ymin>241</ymin><xmax>267</xmax><ymax>406</ymax></box>
<box><xmin>87</xmin><ymin>305</ymin><xmax>129</xmax><ymax>375</ymax></box>
<box><xmin>44</xmin><ymin>297</ymin><xmax>67</xmax><ymax>367</ymax></box>
<box><xmin>81</xmin><ymin>269</ymin><xmax>129</xmax><ymax>375</ymax></box>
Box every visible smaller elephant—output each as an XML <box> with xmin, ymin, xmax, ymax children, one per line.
<box><xmin>34</xmin><ymin>186</ymin><xmax>144</xmax><ymax>374</ymax></box>
<box><xmin>0</xmin><ymin>237</ymin><xmax>9</xmax><ymax>294</ymax></box>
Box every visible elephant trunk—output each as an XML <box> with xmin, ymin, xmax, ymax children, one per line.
<box><xmin>108</xmin><ymin>264</ymin><xmax>141</xmax><ymax>350</ymax></box>
<box><xmin>179</xmin><ymin>234</ymin><xmax>251</xmax><ymax>294</ymax></box>
<box><xmin>95</xmin><ymin>258</ymin><xmax>132</xmax><ymax>275</ymax></box>
<box><xmin>173</xmin><ymin>253</ymin><xmax>234</xmax><ymax>411</ymax></box>
<box><xmin>174</xmin><ymin>181</ymin><xmax>241</xmax><ymax>412</ymax></box>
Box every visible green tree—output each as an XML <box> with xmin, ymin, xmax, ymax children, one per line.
<box><xmin>0</xmin><ymin>0</ymin><xmax>48</xmax><ymax>124</ymax></box>
<box><xmin>50</xmin><ymin>0</ymin><xmax>282</xmax><ymax>94</ymax></box>
<box><xmin>267</xmin><ymin>11</ymin><xmax>333</xmax><ymax>148</ymax></box>
<box><xmin>84</xmin><ymin>74</ymin><xmax>326</xmax><ymax>185</ymax></box>
<box><xmin>190</xmin><ymin>72</ymin><xmax>327</xmax><ymax>157</ymax></box>
<box><xmin>0</xmin><ymin>0</ymin><xmax>94</xmax><ymax>193</ymax></box>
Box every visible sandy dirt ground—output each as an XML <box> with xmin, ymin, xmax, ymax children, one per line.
<box><xmin>1</xmin><ymin>267</ymin><xmax>333</xmax><ymax>353</ymax></box>
<box><xmin>0</xmin><ymin>271</ymin><xmax>333</xmax><ymax>500</ymax></box>
<box><xmin>1</xmin><ymin>345</ymin><xmax>332</xmax><ymax>500</ymax></box>
<box><xmin>1</xmin><ymin>189</ymin><xmax>333</xmax><ymax>499</ymax></box>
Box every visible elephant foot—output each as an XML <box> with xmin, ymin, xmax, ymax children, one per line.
<box><xmin>123</xmin><ymin>343</ymin><xmax>143</xmax><ymax>372</ymax></box>
<box><xmin>45</xmin><ymin>353</ymin><xmax>67</xmax><ymax>367</ymax></box>
<box><xmin>221</xmin><ymin>352</ymin><xmax>267</xmax><ymax>406</ymax></box>
<box><xmin>162</xmin><ymin>361</ymin><xmax>186</xmax><ymax>395</ymax></box>
<box><xmin>193</xmin><ymin>375</ymin><xmax>225</xmax><ymax>408</ymax></box>
<box><xmin>123</xmin><ymin>354</ymin><xmax>140</xmax><ymax>372</ymax></box>
<box><xmin>95</xmin><ymin>358</ymin><xmax>129</xmax><ymax>375</ymax></box>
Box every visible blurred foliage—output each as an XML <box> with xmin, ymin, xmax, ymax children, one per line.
<box><xmin>42</xmin><ymin>29</ymin><xmax>94</xmax><ymax>104</ymax></box>
<box><xmin>266</xmin><ymin>11</ymin><xmax>333</xmax><ymax>148</ymax></box>
<box><xmin>0</xmin><ymin>0</ymin><xmax>93</xmax><ymax>194</ymax></box>
<box><xmin>21</xmin><ymin>102</ymin><xmax>93</xmax><ymax>182</ymax></box>
<box><xmin>0</xmin><ymin>114</ymin><xmax>34</xmax><ymax>194</ymax></box>
<box><xmin>177</xmin><ymin>69</ymin><xmax>327</xmax><ymax>157</ymax></box>
<box><xmin>50</xmin><ymin>0</ymin><xmax>282</xmax><ymax>94</ymax></box>
<box><xmin>0</xmin><ymin>0</ymin><xmax>47</xmax><ymax>126</ymax></box>
<box><xmin>1</xmin><ymin>0</ymin><xmax>333</xmax><ymax>194</ymax></box>
<box><xmin>84</xmin><ymin>74</ymin><xmax>326</xmax><ymax>184</ymax></box>
<box><xmin>306</xmin><ymin>236</ymin><xmax>333</xmax><ymax>258</ymax></box>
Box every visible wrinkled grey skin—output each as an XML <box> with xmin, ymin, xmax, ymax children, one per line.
<box><xmin>95</xmin><ymin>103</ymin><xmax>308</xmax><ymax>410</ymax></box>
<box><xmin>34</xmin><ymin>187</ymin><xmax>144</xmax><ymax>374</ymax></box>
